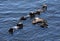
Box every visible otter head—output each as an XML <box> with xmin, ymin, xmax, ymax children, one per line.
<box><xmin>17</xmin><ymin>23</ymin><xmax>23</xmax><ymax>29</ymax></box>
<box><xmin>20</xmin><ymin>16</ymin><xmax>27</xmax><ymax>20</ymax></box>
<box><xmin>29</xmin><ymin>11</ymin><xmax>35</xmax><ymax>18</ymax></box>
<box><xmin>8</xmin><ymin>28</ymin><xmax>14</xmax><ymax>34</ymax></box>
<box><xmin>34</xmin><ymin>17</ymin><xmax>44</xmax><ymax>23</ymax></box>
<box><xmin>32</xmin><ymin>17</ymin><xmax>40</xmax><ymax>24</ymax></box>
<box><xmin>42</xmin><ymin>4</ymin><xmax>47</xmax><ymax>11</ymax></box>
<box><xmin>34</xmin><ymin>17</ymin><xmax>39</xmax><ymax>20</ymax></box>
<box><xmin>35</xmin><ymin>10</ymin><xmax>40</xmax><ymax>15</ymax></box>
<box><xmin>40</xmin><ymin>22</ymin><xmax>48</xmax><ymax>28</ymax></box>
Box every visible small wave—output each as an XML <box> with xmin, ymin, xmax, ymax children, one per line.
<box><xmin>0</xmin><ymin>17</ymin><xmax>19</xmax><ymax>22</ymax></box>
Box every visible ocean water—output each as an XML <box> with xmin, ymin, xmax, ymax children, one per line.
<box><xmin>0</xmin><ymin>0</ymin><xmax>60</xmax><ymax>41</ymax></box>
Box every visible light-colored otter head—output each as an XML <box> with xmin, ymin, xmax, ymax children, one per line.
<box><xmin>32</xmin><ymin>17</ymin><xmax>43</xmax><ymax>24</ymax></box>
<box><xmin>32</xmin><ymin>17</ymin><xmax>47</xmax><ymax>24</ymax></box>
<box><xmin>30</xmin><ymin>11</ymin><xmax>34</xmax><ymax>13</ymax></box>
<box><xmin>34</xmin><ymin>17</ymin><xmax>39</xmax><ymax>20</ymax></box>
<box><xmin>34</xmin><ymin>17</ymin><xmax>44</xmax><ymax>22</ymax></box>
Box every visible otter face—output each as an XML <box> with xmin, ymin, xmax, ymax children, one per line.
<box><xmin>8</xmin><ymin>28</ymin><xmax>14</xmax><ymax>34</ymax></box>
<box><xmin>32</xmin><ymin>17</ymin><xmax>43</xmax><ymax>24</ymax></box>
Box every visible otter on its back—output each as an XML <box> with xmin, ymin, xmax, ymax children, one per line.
<box><xmin>32</xmin><ymin>17</ymin><xmax>44</xmax><ymax>24</ymax></box>
<box><xmin>32</xmin><ymin>17</ymin><xmax>48</xmax><ymax>27</ymax></box>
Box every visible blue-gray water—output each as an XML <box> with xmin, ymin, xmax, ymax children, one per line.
<box><xmin>0</xmin><ymin>0</ymin><xmax>60</xmax><ymax>41</ymax></box>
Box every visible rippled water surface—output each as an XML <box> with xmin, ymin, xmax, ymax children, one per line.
<box><xmin>0</xmin><ymin>0</ymin><xmax>60</xmax><ymax>41</ymax></box>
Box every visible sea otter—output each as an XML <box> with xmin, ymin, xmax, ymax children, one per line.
<box><xmin>8</xmin><ymin>22</ymin><xmax>23</xmax><ymax>34</ymax></box>
<box><xmin>29</xmin><ymin>11</ymin><xmax>35</xmax><ymax>18</ymax></box>
<box><xmin>32</xmin><ymin>17</ymin><xmax>48</xmax><ymax>27</ymax></box>
<box><xmin>20</xmin><ymin>16</ymin><xmax>27</xmax><ymax>20</ymax></box>
<box><xmin>32</xmin><ymin>17</ymin><xmax>44</xmax><ymax>24</ymax></box>
<box><xmin>42</xmin><ymin>4</ymin><xmax>47</xmax><ymax>12</ymax></box>
<box><xmin>35</xmin><ymin>9</ymin><xmax>46</xmax><ymax>15</ymax></box>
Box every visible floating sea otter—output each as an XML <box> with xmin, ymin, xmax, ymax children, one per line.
<box><xmin>32</xmin><ymin>17</ymin><xmax>48</xmax><ymax>28</ymax></box>
<box><xmin>40</xmin><ymin>22</ymin><xmax>48</xmax><ymax>28</ymax></box>
<box><xmin>20</xmin><ymin>12</ymin><xmax>35</xmax><ymax>21</ymax></box>
<box><xmin>20</xmin><ymin>16</ymin><xmax>27</xmax><ymax>20</ymax></box>
<box><xmin>32</xmin><ymin>17</ymin><xmax>44</xmax><ymax>24</ymax></box>
<box><xmin>42</xmin><ymin>4</ymin><xmax>47</xmax><ymax>12</ymax></box>
<box><xmin>20</xmin><ymin>7</ymin><xmax>46</xmax><ymax>21</ymax></box>
<box><xmin>29</xmin><ymin>11</ymin><xmax>35</xmax><ymax>18</ymax></box>
<box><xmin>8</xmin><ymin>22</ymin><xmax>23</xmax><ymax>34</ymax></box>
<box><xmin>34</xmin><ymin>9</ymin><xmax>43</xmax><ymax>15</ymax></box>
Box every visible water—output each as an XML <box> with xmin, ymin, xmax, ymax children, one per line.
<box><xmin>0</xmin><ymin>0</ymin><xmax>60</xmax><ymax>41</ymax></box>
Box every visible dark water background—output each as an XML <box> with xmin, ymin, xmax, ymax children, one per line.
<box><xmin>0</xmin><ymin>0</ymin><xmax>60</xmax><ymax>41</ymax></box>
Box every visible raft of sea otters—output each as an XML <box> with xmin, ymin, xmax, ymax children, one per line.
<box><xmin>8</xmin><ymin>4</ymin><xmax>48</xmax><ymax>34</ymax></box>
